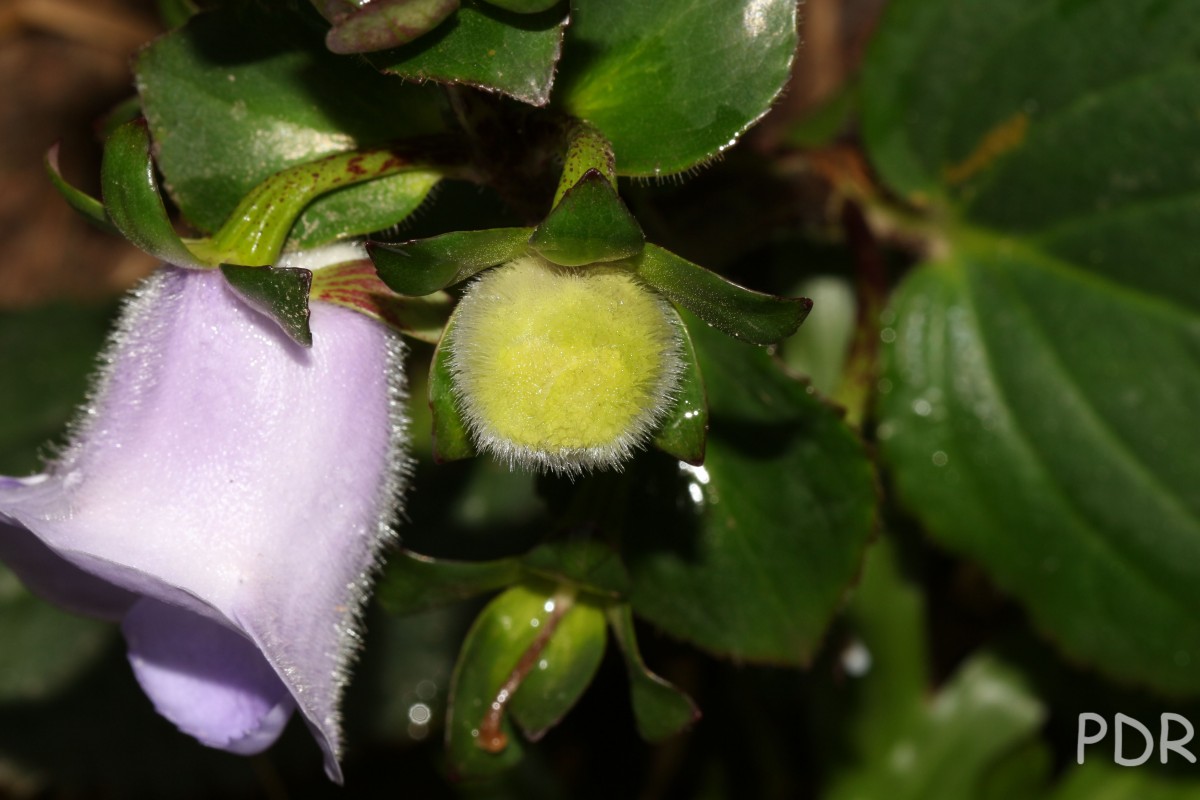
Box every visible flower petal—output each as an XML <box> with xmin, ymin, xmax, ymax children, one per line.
<box><xmin>123</xmin><ymin>597</ymin><xmax>295</xmax><ymax>755</ymax></box>
<box><xmin>0</xmin><ymin>477</ymin><xmax>137</xmax><ymax>620</ymax></box>
<box><xmin>0</xmin><ymin>243</ymin><xmax>408</xmax><ymax>779</ymax></box>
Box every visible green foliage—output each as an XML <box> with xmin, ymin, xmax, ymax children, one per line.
<box><xmin>372</xmin><ymin>0</ymin><xmax>568</xmax><ymax>106</ymax></box>
<box><xmin>624</xmin><ymin>313</ymin><xmax>876</xmax><ymax>664</ymax></box>
<box><xmin>867</xmin><ymin>0</ymin><xmax>1200</xmax><ymax>695</ymax></box>
<box><xmin>10</xmin><ymin>0</ymin><xmax>1200</xmax><ymax>795</ymax></box>
<box><xmin>556</xmin><ymin>0</ymin><xmax>798</xmax><ymax>176</ymax></box>
<box><xmin>137</xmin><ymin>5</ymin><xmax>444</xmax><ymax>239</ymax></box>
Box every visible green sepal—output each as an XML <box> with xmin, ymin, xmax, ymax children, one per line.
<box><xmin>219</xmin><ymin>265</ymin><xmax>313</xmax><ymax>347</ymax></box>
<box><xmin>607</xmin><ymin>604</ymin><xmax>699</xmax><ymax>742</ymax></box>
<box><xmin>633</xmin><ymin>244</ymin><xmax>812</xmax><ymax>345</ymax></box>
<box><xmin>320</xmin><ymin>0</ymin><xmax>459</xmax><ymax>54</ymax></box>
<box><xmin>652</xmin><ymin>303</ymin><xmax>708</xmax><ymax>465</ymax></box>
<box><xmin>369</xmin><ymin>227</ymin><xmax>532</xmax><ymax>295</ymax></box>
<box><xmin>509</xmin><ymin>593</ymin><xmax>606</xmax><ymax>741</ymax></box>
<box><xmin>44</xmin><ymin>145</ymin><xmax>116</xmax><ymax>234</ymax></box>
<box><xmin>205</xmin><ymin>148</ymin><xmax>441</xmax><ymax>268</ymax></box>
<box><xmin>429</xmin><ymin>313</ymin><xmax>476</xmax><ymax>462</ymax></box>
<box><xmin>376</xmin><ymin>549</ymin><xmax>522</xmax><ymax>615</ymax></box>
<box><xmin>522</xmin><ymin>540</ymin><xmax>631</xmax><ymax>598</ymax></box>
<box><xmin>481</xmin><ymin>0</ymin><xmax>560</xmax><ymax>12</ymax></box>
<box><xmin>528</xmin><ymin>169</ymin><xmax>644</xmax><ymax>267</ymax></box>
<box><xmin>100</xmin><ymin>120</ymin><xmax>207</xmax><ymax>269</ymax></box>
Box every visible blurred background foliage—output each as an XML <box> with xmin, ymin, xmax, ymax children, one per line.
<box><xmin>3</xmin><ymin>0</ymin><xmax>1200</xmax><ymax>798</ymax></box>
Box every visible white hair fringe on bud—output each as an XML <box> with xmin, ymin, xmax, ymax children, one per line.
<box><xmin>446</xmin><ymin>255</ymin><xmax>685</xmax><ymax>478</ymax></box>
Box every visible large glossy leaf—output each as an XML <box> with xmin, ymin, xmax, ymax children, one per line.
<box><xmin>867</xmin><ymin>0</ymin><xmax>1200</xmax><ymax>694</ymax></box>
<box><xmin>136</xmin><ymin>7</ymin><xmax>443</xmax><ymax>240</ymax></box>
<box><xmin>556</xmin><ymin>0</ymin><xmax>798</xmax><ymax>177</ymax></box>
<box><xmin>371</xmin><ymin>0</ymin><xmax>568</xmax><ymax>107</ymax></box>
<box><xmin>624</xmin><ymin>312</ymin><xmax>875</xmax><ymax>664</ymax></box>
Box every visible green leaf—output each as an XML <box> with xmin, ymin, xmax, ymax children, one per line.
<box><xmin>509</xmin><ymin>594</ymin><xmax>606</xmax><ymax>740</ymax></box>
<box><xmin>321</xmin><ymin>0</ymin><xmax>459</xmax><ymax>55</ymax></box>
<box><xmin>0</xmin><ymin>568</ymin><xmax>113</xmax><ymax>703</ymax></box>
<box><xmin>607</xmin><ymin>604</ymin><xmax>699</xmax><ymax>742</ymax></box>
<box><xmin>633</xmin><ymin>245</ymin><xmax>811</xmax><ymax>345</ymax></box>
<box><xmin>371</xmin><ymin>0</ymin><xmax>568</xmax><ymax>107</ymax></box>
<box><xmin>136</xmin><ymin>6</ymin><xmax>443</xmax><ymax>238</ymax></box>
<box><xmin>44</xmin><ymin>145</ymin><xmax>115</xmax><ymax>234</ymax></box>
<box><xmin>445</xmin><ymin>582</ymin><xmax>589</xmax><ymax>778</ymax></box>
<box><xmin>429</xmin><ymin>314</ymin><xmax>476</xmax><ymax>462</ymax></box>
<box><xmin>528</xmin><ymin>170</ymin><xmax>643</xmax><ymax>267</ymax></box>
<box><xmin>370</xmin><ymin>227</ymin><xmax>532</xmax><ymax>295</ymax></box>
<box><xmin>651</xmin><ymin>303</ymin><xmax>708</xmax><ymax>465</ymax></box>
<box><xmin>880</xmin><ymin>250</ymin><xmax>1200</xmax><ymax>694</ymax></box>
<box><xmin>624</xmin><ymin>312</ymin><xmax>876</xmax><ymax>664</ymax></box>
<box><xmin>825</xmin><ymin>654</ymin><xmax>1046</xmax><ymax>800</ymax></box>
<box><xmin>310</xmin><ymin>259</ymin><xmax>452</xmax><ymax>344</ymax></box>
<box><xmin>376</xmin><ymin>549</ymin><xmax>522</xmax><ymax>615</ymax></box>
<box><xmin>522</xmin><ymin>540</ymin><xmax>630</xmax><ymax>598</ymax></box>
<box><xmin>100</xmin><ymin>120</ymin><xmax>207</xmax><ymax>269</ymax></box>
<box><xmin>867</xmin><ymin>0</ymin><xmax>1200</xmax><ymax>694</ymax></box>
<box><xmin>556</xmin><ymin>0</ymin><xmax>798</xmax><ymax>176</ymax></box>
<box><xmin>219</xmin><ymin>265</ymin><xmax>313</xmax><ymax>347</ymax></box>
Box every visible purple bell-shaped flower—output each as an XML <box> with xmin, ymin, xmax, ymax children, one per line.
<box><xmin>0</xmin><ymin>243</ymin><xmax>407</xmax><ymax>781</ymax></box>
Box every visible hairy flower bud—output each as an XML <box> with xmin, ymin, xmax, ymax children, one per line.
<box><xmin>447</xmin><ymin>255</ymin><xmax>683</xmax><ymax>475</ymax></box>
